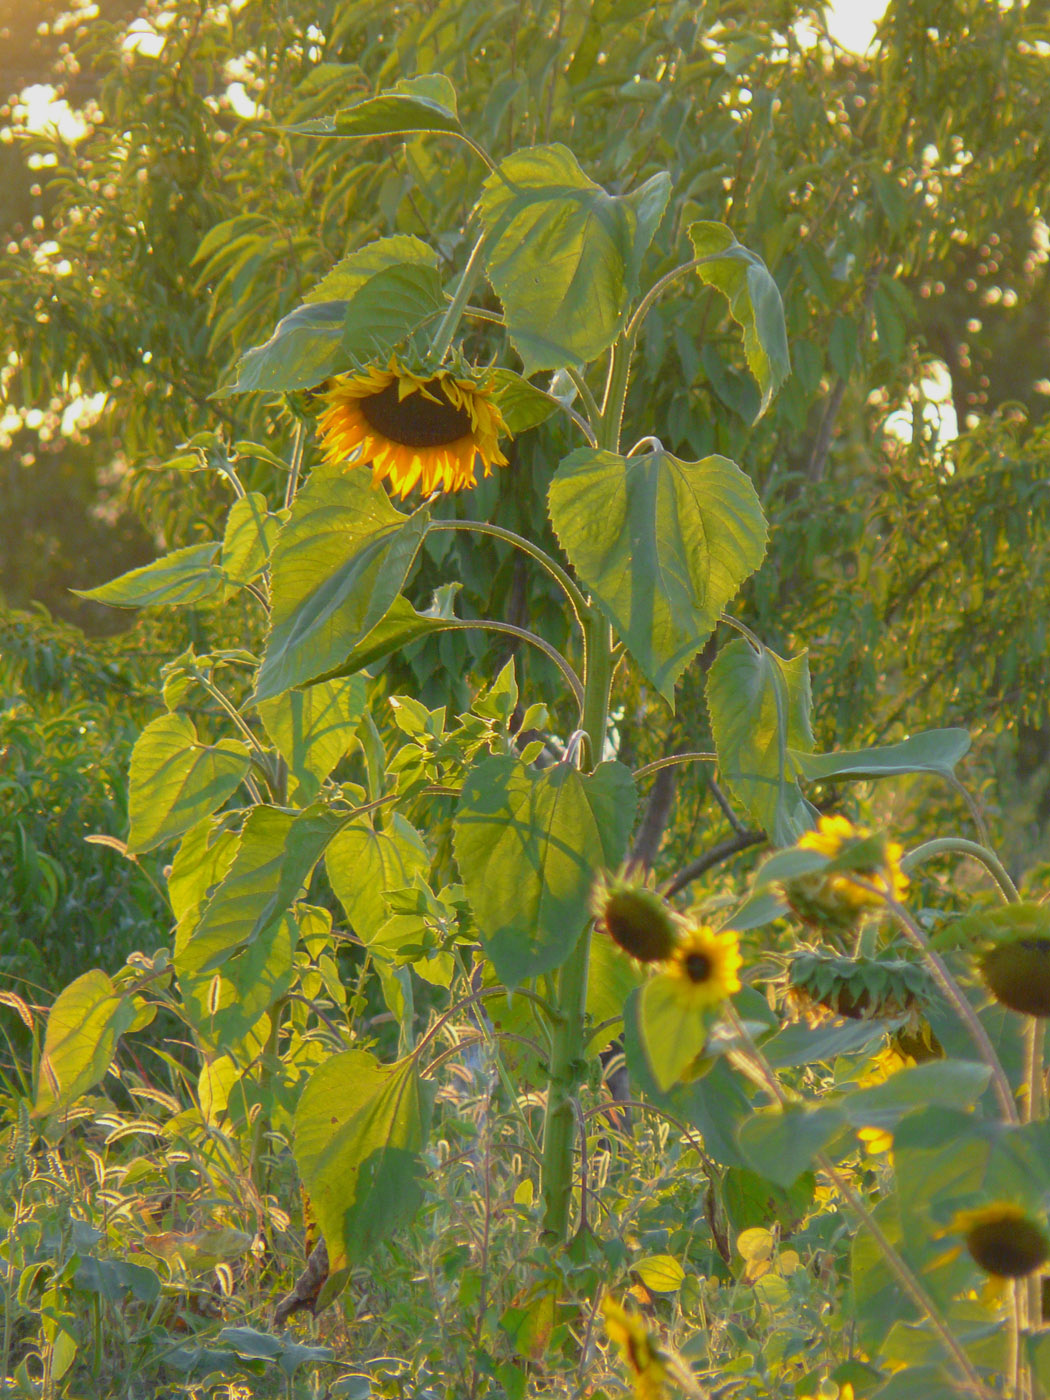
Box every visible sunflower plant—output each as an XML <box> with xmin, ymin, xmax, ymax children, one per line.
<box><xmin>33</xmin><ymin>64</ymin><xmax>1050</xmax><ymax>1400</ymax></box>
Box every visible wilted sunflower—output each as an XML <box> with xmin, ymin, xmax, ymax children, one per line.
<box><xmin>592</xmin><ymin>870</ymin><xmax>681</xmax><ymax>964</ymax></box>
<box><xmin>666</xmin><ymin>925</ymin><xmax>742</xmax><ymax>1011</ymax></box>
<box><xmin>315</xmin><ymin>356</ymin><xmax>509</xmax><ymax>499</ymax></box>
<box><xmin>785</xmin><ymin>815</ymin><xmax>908</xmax><ymax>934</ymax></box>
<box><xmin>951</xmin><ymin>1204</ymin><xmax>1050</xmax><ymax>1279</ymax></box>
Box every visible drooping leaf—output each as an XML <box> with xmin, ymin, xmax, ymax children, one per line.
<box><xmin>220</xmin><ymin>301</ymin><xmax>348</xmax><ymax>395</ymax></box>
<box><xmin>326</xmin><ymin>815</ymin><xmax>431</xmax><ymax>942</ymax></box>
<box><xmin>841</xmin><ymin>1060</ymin><xmax>993</xmax><ymax>1132</ymax></box>
<box><xmin>221</xmin><ymin>492</ymin><xmax>283</xmax><ymax>585</ymax></box>
<box><xmin>287</xmin><ymin>74</ymin><xmax>461</xmax><ymax>139</ymax></box>
<box><xmin>255</xmin><ymin>464</ymin><xmax>429</xmax><ymax>703</ymax></box>
<box><xmin>258</xmin><ymin>674</ymin><xmax>367</xmax><ymax>802</ymax></box>
<box><xmin>793</xmin><ymin>729</ymin><xmax>972</xmax><ymax>783</ymax></box>
<box><xmin>311</xmin><ymin>594</ymin><xmax>455</xmax><ymax>681</ymax></box>
<box><xmin>549</xmin><ymin>448</ymin><xmax>767</xmax><ymax>703</ymax></box>
<box><xmin>688</xmin><ymin>220</ymin><xmax>790</xmax><ymax>419</ymax></box>
<box><xmin>478</xmin><ymin>146</ymin><xmax>670</xmax><ymax>374</ymax></box>
<box><xmin>453</xmin><ymin>757</ymin><xmax>636</xmax><ymax>985</ymax></box>
<box><xmin>73</xmin><ymin>543</ymin><xmax>223</xmax><ymax>609</ymax></box>
<box><xmin>489</xmin><ymin>368</ymin><xmax>560</xmax><ymax>434</ymax></box>
<box><xmin>706</xmin><ymin>638</ymin><xmax>815</xmax><ymax>843</ymax></box>
<box><xmin>127</xmin><ymin>713</ymin><xmax>251</xmax><ymax>854</ymax></box>
<box><xmin>294</xmin><ymin>1050</ymin><xmax>434</xmax><ymax>1275</ymax></box>
<box><xmin>34</xmin><ymin>970</ymin><xmax>137</xmax><ymax>1118</ymax></box>
<box><xmin>338</xmin><ymin>262</ymin><xmax>444</xmax><ymax>366</ymax></box>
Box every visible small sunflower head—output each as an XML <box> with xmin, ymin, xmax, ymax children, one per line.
<box><xmin>315</xmin><ymin>356</ymin><xmax>509</xmax><ymax>499</ymax></box>
<box><xmin>785</xmin><ymin>816</ymin><xmax>908</xmax><ymax>934</ymax></box>
<box><xmin>667</xmin><ymin>925</ymin><xmax>742</xmax><ymax>1011</ymax></box>
<box><xmin>979</xmin><ymin>937</ymin><xmax>1050</xmax><ymax>1018</ymax></box>
<box><xmin>953</xmin><ymin>1204</ymin><xmax>1050</xmax><ymax>1279</ymax></box>
<box><xmin>592</xmin><ymin>872</ymin><xmax>681</xmax><ymax>964</ymax></box>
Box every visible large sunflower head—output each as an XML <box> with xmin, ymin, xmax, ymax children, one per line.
<box><xmin>666</xmin><ymin>925</ymin><xmax>742</xmax><ymax>1011</ymax></box>
<box><xmin>315</xmin><ymin>356</ymin><xmax>509</xmax><ymax>499</ymax></box>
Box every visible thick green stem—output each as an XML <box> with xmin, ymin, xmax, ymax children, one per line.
<box><xmin>539</xmin><ymin>607</ymin><xmax>614</xmax><ymax>1240</ymax></box>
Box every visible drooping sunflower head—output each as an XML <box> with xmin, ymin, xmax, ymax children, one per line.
<box><xmin>952</xmin><ymin>1203</ymin><xmax>1050</xmax><ymax>1279</ymax></box>
<box><xmin>315</xmin><ymin>356</ymin><xmax>509</xmax><ymax>500</ymax></box>
<box><xmin>785</xmin><ymin>815</ymin><xmax>908</xmax><ymax>934</ymax></box>
<box><xmin>667</xmin><ymin>924</ymin><xmax>742</xmax><ymax>1011</ymax></box>
<box><xmin>979</xmin><ymin>937</ymin><xmax>1050</xmax><ymax>1019</ymax></box>
<box><xmin>591</xmin><ymin>870</ymin><xmax>681</xmax><ymax>964</ymax></box>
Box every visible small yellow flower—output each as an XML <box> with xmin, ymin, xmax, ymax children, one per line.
<box><xmin>951</xmin><ymin>1204</ymin><xmax>1050</xmax><ymax>1279</ymax></box>
<box><xmin>786</xmin><ymin>816</ymin><xmax>908</xmax><ymax>933</ymax></box>
<box><xmin>666</xmin><ymin>925</ymin><xmax>742</xmax><ymax>1011</ymax></box>
<box><xmin>315</xmin><ymin>357</ymin><xmax>509</xmax><ymax>499</ymax></box>
<box><xmin>591</xmin><ymin>871</ymin><xmax>681</xmax><ymax>964</ymax></box>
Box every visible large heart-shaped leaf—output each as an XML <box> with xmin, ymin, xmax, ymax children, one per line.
<box><xmin>294</xmin><ymin>1050</ymin><xmax>434</xmax><ymax>1277</ymax></box>
<box><xmin>257</xmin><ymin>675</ymin><xmax>367</xmax><ymax>803</ymax></box>
<box><xmin>549</xmin><ymin>448</ymin><xmax>767</xmax><ymax>702</ymax></box>
<box><xmin>478</xmin><ymin>146</ymin><xmax>670</xmax><ymax>374</ymax></box>
<box><xmin>255</xmin><ymin>464</ymin><xmax>429</xmax><ymax>703</ymax></box>
<box><xmin>453</xmin><ymin>756</ymin><xmax>635</xmax><ymax>985</ymax></box>
<box><xmin>34</xmin><ymin>970</ymin><xmax>138</xmax><ymax>1118</ymax></box>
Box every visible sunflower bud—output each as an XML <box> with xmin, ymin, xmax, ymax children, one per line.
<box><xmin>592</xmin><ymin>873</ymin><xmax>680</xmax><ymax>963</ymax></box>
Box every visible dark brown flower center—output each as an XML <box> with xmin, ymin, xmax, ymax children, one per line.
<box><xmin>361</xmin><ymin>378</ymin><xmax>472</xmax><ymax>448</ymax></box>
<box><xmin>967</xmin><ymin>1217</ymin><xmax>1050</xmax><ymax>1277</ymax></box>
<box><xmin>684</xmin><ymin>952</ymin><xmax>712</xmax><ymax>983</ymax></box>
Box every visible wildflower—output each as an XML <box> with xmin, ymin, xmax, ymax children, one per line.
<box><xmin>592</xmin><ymin>871</ymin><xmax>681</xmax><ymax>964</ymax></box>
<box><xmin>952</xmin><ymin>1204</ymin><xmax>1050</xmax><ymax>1279</ymax></box>
<box><xmin>785</xmin><ymin>815</ymin><xmax>908</xmax><ymax>934</ymax></box>
<box><xmin>315</xmin><ymin>356</ymin><xmax>508</xmax><ymax>499</ymax></box>
<box><xmin>666</xmin><ymin>925</ymin><xmax>742</xmax><ymax>1011</ymax></box>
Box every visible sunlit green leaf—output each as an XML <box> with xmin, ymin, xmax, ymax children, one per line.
<box><xmin>73</xmin><ymin>543</ymin><xmax>223</xmax><ymax>609</ymax></box>
<box><xmin>221</xmin><ymin>301</ymin><xmax>348</xmax><ymax>395</ymax></box>
<box><xmin>478</xmin><ymin>146</ymin><xmax>670</xmax><ymax>374</ymax></box>
<box><xmin>637</xmin><ymin>971</ymin><xmax>713</xmax><ymax>1092</ymax></box>
<box><xmin>255</xmin><ymin>464</ymin><xmax>429</xmax><ymax>702</ymax></box>
<box><xmin>326</xmin><ymin>815</ymin><xmax>431</xmax><ymax>942</ymax></box>
<box><xmin>288</xmin><ymin>74</ymin><xmax>462</xmax><ymax>139</ymax></box>
<box><xmin>294</xmin><ymin>1050</ymin><xmax>434</xmax><ymax>1275</ymax></box>
<box><xmin>706</xmin><ymin>639</ymin><xmax>814</xmax><ymax>843</ymax></box>
<box><xmin>453</xmin><ymin>757</ymin><xmax>636</xmax><ymax>985</ymax></box>
<box><xmin>222</xmin><ymin>492</ymin><xmax>282</xmax><ymax>585</ymax></box>
<box><xmin>550</xmin><ymin>448</ymin><xmax>767</xmax><ymax>702</ymax></box>
<box><xmin>258</xmin><ymin>674</ymin><xmax>367</xmax><ymax>802</ymax></box>
<box><xmin>127</xmin><ymin>713</ymin><xmax>251</xmax><ymax>854</ymax></box>
<box><xmin>305</xmin><ymin>234</ymin><xmax>438</xmax><ymax>303</ymax></box>
<box><xmin>34</xmin><ymin>970</ymin><xmax>137</xmax><ymax>1118</ymax></box>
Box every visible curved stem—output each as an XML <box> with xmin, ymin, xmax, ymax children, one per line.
<box><xmin>947</xmin><ymin>774</ymin><xmax>992</xmax><ymax>849</ymax></box>
<box><xmin>441</xmin><ymin>619</ymin><xmax>584</xmax><ymax>710</ymax></box>
<box><xmin>902</xmin><ymin>837</ymin><xmax>1020</xmax><ymax>904</ymax></box>
<box><xmin>720</xmin><ymin>611</ymin><xmax>765</xmax><ymax>651</ymax></box>
<box><xmin>634</xmin><ymin>752</ymin><xmax>717</xmax><ymax>781</ymax></box>
<box><xmin>431</xmin><ymin>231</ymin><xmax>490</xmax><ymax>363</ymax></box>
<box><xmin>881</xmin><ymin>891</ymin><xmax>1017</xmax><ymax>1123</ymax></box>
<box><xmin>623</xmin><ymin>254</ymin><xmax>723</xmax><ymax>342</ymax></box>
<box><xmin>412</xmin><ymin>985</ymin><xmax>554</xmax><ymax>1062</ymax></box>
<box><xmin>421</xmin><ymin>1030</ymin><xmax>543</xmax><ymax>1079</ymax></box>
<box><xmin>429</xmin><ymin>518</ymin><xmax>588</xmax><ymax>630</ymax></box>
<box><xmin>564</xmin><ymin>366</ymin><xmax>603</xmax><ymax>436</ymax></box>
